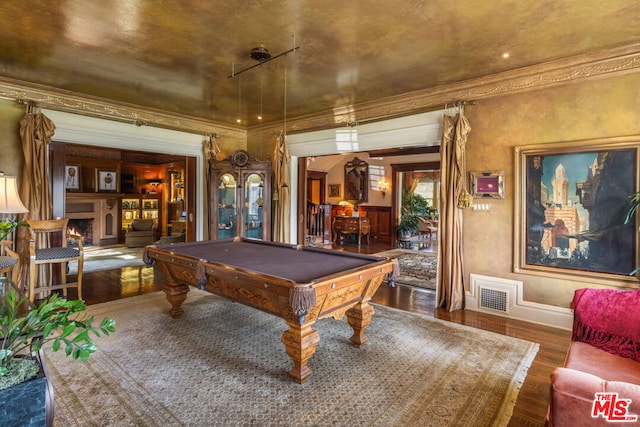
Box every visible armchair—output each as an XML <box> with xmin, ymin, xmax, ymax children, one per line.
<box><xmin>417</xmin><ymin>217</ymin><xmax>437</xmax><ymax>240</ymax></box>
<box><xmin>0</xmin><ymin>240</ymin><xmax>19</xmax><ymax>282</ymax></box>
<box><xmin>547</xmin><ymin>288</ymin><xmax>640</xmax><ymax>426</ymax></box>
<box><xmin>27</xmin><ymin>218</ymin><xmax>83</xmax><ymax>302</ymax></box>
<box><xmin>125</xmin><ymin>219</ymin><xmax>157</xmax><ymax>247</ymax></box>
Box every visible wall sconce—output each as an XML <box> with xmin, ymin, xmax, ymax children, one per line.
<box><xmin>148</xmin><ymin>181</ymin><xmax>160</xmax><ymax>194</ymax></box>
<box><xmin>378</xmin><ymin>180</ymin><xmax>388</xmax><ymax>198</ymax></box>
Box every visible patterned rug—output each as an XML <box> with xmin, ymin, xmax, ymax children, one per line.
<box><xmin>376</xmin><ymin>250</ymin><xmax>437</xmax><ymax>289</ymax></box>
<box><xmin>46</xmin><ymin>290</ymin><xmax>538</xmax><ymax>426</ymax></box>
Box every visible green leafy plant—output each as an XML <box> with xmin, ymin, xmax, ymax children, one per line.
<box><xmin>0</xmin><ymin>219</ymin><xmax>28</xmax><ymax>242</ymax></box>
<box><xmin>624</xmin><ymin>191</ymin><xmax>640</xmax><ymax>276</ymax></box>
<box><xmin>0</xmin><ymin>290</ymin><xmax>116</xmax><ymax>390</ymax></box>
<box><xmin>396</xmin><ymin>191</ymin><xmax>434</xmax><ymax>237</ymax></box>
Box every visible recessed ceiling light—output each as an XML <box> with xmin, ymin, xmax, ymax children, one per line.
<box><xmin>502</xmin><ymin>52</ymin><xmax>510</xmax><ymax>59</ymax></box>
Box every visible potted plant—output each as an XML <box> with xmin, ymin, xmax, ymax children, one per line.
<box><xmin>0</xmin><ymin>284</ymin><xmax>116</xmax><ymax>425</ymax></box>
<box><xmin>396</xmin><ymin>191</ymin><xmax>434</xmax><ymax>238</ymax></box>
<box><xmin>0</xmin><ymin>219</ymin><xmax>28</xmax><ymax>242</ymax></box>
<box><xmin>625</xmin><ymin>191</ymin><xmax>640</xmax><ymax>276</ymax></box>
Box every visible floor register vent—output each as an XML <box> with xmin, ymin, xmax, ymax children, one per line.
<box><xmin>479</xmin><ymin>286</ymin><xmax>509</xmax><ymax>314</ymax></box>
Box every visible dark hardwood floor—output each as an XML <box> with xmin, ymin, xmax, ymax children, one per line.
<box><xmin>71</xmin><ymin>239</ymin><xmax>570</xmax><ymax>427</ymax></box>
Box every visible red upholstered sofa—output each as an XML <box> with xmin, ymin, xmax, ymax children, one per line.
<box><xmin>546</xmin><ymin>288</ymin><xmax>640</xmax><ymax>426</ymax></box>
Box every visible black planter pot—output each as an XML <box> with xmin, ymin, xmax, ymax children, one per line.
<box><xmin>0</xmin><ymin>350</ymin><xmax>54</xmax><ymax>427</ymax></box>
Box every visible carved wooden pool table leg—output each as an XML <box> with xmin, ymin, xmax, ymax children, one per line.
<box><xmin>346</xmin><ymin>301</ymin><xmax>375</xmax><ymax>348</ymax></box>
<box><xmin>163</xmin><ymin>283</ymin><xmax>190</xmax><ymax>318</ymax></box>
<box><xmin>281</xmin><ymin>321</ymin><xmax>320</xmax><ymax>384</ymax></box>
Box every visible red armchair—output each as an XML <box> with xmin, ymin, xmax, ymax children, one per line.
<box><xmin>547</xmin><ymin>288</ymin><xmax>640</xmax><ymax>426</ymax></box>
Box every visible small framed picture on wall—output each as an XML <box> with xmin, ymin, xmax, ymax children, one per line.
<box><xmin>96</xmin><ymin>169</ymin><xmax>119</xmax><ymax>192</ymax></box>
<box><xmin>328</xmin><ymin>184</ymin><xmax>341</xmax><ymax>198</ymax></box>
<box><xmin>65</xmin><ymin>165</ymin><xmax>81</xmax><ymax>191</ymax></box>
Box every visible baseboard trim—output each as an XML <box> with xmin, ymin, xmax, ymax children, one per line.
<box><xmin>466</xmin><ymin>273</ymin><xmax>573</xmax><ymax>331</ymax></box>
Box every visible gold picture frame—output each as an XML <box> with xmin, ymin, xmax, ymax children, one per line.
<box><xmin>513</xmin><ymin>136</ymin><xmax>639</xmax><ymax>285</ymax></box>
<box><xmin>470</xmin><ymin>170</ymin><xmax>504</xmax><ymax>199</ymax></box>
<box><xmin>328</xmin><ymin>184</ymin><xmax>341</xmax><ymax>198</ymax></box>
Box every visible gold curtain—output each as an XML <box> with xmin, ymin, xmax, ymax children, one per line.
<box><xmin>17</xmin><ymin>110</ymin><xmax>56</xmax><ymax>292</ymax></box>
<box><xmin>437</xmin><ymin>108</ymin><xmax>471</xmax><ymax>311</ymax></box>
<box><xmin>272</xmin><ymin>132</ymin><xmax>290</xmax><ymax>243</ymax></box>
<box><xmin>204</xmin><ymin>134</ymin><xmax>221</xmax><ymax>239</ymax></box>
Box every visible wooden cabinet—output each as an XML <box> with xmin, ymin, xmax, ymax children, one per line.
<box><xmin>210</xmin><ymin>150</ymin><xmax>271</xmax><ymax>240</ymax></box>
<box><xmin>332</xmin><ymin>216</ymin><xmax>371</xmax><ymax>246</ymax></box>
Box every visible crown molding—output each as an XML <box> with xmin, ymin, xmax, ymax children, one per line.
<box><xmin>0</xmin><ymin>77</ymin><xmax>246</xmax><ymax>140</ymax></box>
<box><xmin>0</xmin><ymin>43</ymin><xmax>638</xmax><ymax>139</ymax></box>
<box><xmin>255</xmin><ymin>43</ymin><xmax>640</xmax><ymax>135</ymax></box>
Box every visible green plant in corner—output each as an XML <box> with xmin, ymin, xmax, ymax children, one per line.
<box><xmin>624</xmin><ymin>191</ymin><xmax>640</xmax><ymax>276</ymax></box>
<box><xmin>396</xmin><ymin>191</ymin><xmax>434</xmax><ymax>237</ymax></box>
<box><xmin>0</xmin><ymin>290</ymin><xmax>116</xmax><ymax>390</ymax></box>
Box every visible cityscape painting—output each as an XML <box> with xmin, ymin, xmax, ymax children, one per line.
<box><xmin>515</xmin><ymin>138</ymin><xmax>638</xmax><ymax>283</ymax></box>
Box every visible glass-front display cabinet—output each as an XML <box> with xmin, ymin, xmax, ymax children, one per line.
<box><xmin>210</xmin><ymin>150</ymin><xmax>271</xmax><ymax>240</ymax></box>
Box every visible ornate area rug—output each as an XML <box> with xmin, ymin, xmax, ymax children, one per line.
<box><xmin>376</xmin><ymin>249</ymin><xmax>437</xmax><ymax>289</ymax></box>
<box><xmin>67</xmin><ymin>246</ymin><xmax>145</xmax><ymax>274</ymax></box>
<box><xmin>46</xmin><ymin>290</ymin><xmax>538</xmax><ymax>426</ymax></box>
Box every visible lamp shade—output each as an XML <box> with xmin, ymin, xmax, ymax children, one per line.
<box><xmin>0</xmin><ymin>173</ymin><xmax>28</xmax><ymax>214</ymax></box>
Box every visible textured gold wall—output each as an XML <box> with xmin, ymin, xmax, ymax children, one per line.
<box><xmin>0</xmin><ymin>99</ymin><xmax>26</xmax><ymax>176</ymax></box>
<box><xmin>464</xmin><ymin>73</ymin><xmax>640</xmax><ymax>308</ymax></box>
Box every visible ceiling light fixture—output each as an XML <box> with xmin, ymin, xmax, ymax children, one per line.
<box><xmin>258</xmin><ymin>67</ymin><xmax>263</xmax><ymax>121</ymax></box>
<box><xmin>236</xmin><ymin>75</ymin><xmax>242</xmax><ymax>124</ymax></box>
<box><xmin>250</xmin><ymin>45</ymin><xmax>271</xmax><ymax>62</ymax></box>
<box><xmin>228</xmin><ymin>43</ymin><xmax>300</xmax><ymax>78</ymax></box>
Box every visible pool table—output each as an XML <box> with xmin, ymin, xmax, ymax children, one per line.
<box><xmin>144</xmin><ymin>237</ymin><xmax>398</xmax><ymax>383</ymax></box>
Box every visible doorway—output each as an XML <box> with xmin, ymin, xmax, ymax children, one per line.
<box><xmin>392</xmin><ymin>161</ymin><xmax>440</xmax><ymax>250</ymax></box>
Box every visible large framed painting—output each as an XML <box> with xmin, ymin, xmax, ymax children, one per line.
<box><xmin>514</xmin><ymin>137</ymin><xmax>639</xmax><ymax>285</ymax></box>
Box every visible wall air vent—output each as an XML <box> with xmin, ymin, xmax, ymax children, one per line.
<box><xmin>479</xmin><ymin>286</ymin><xmax>509</xmax><ymax>313</ymax></box>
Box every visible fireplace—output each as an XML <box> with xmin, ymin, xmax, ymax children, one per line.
<box><xmin>66</xmin><ymin>195</ymin><xmax>119</xmax><ymax>247</ymax></box>
<box><xmin>67</xmin><ymin>218</ymin><xmax>94</xmax><ymax>247</ymax></box>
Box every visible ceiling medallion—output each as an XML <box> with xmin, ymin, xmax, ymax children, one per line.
<box><xmin>250</xmin><ymin>46</ymin><xmax>271</xmax><ymax>62</ymax></box>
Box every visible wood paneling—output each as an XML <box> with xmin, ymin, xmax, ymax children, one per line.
<box><xmin>363</xmin><ymin>206</ymin><xmax>392</xmax><ymax>243</ymax></box>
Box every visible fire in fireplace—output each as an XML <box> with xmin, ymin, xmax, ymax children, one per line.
<box><xmin>67</xmin><ymin>219</ymin><xmax>94</xmax><ymax>247</ymax></box>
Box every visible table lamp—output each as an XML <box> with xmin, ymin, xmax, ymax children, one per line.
<box><xmin>0</xmin><ymin>172</ymin><xmax>29</xmax><ymax>241</ymax></box>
